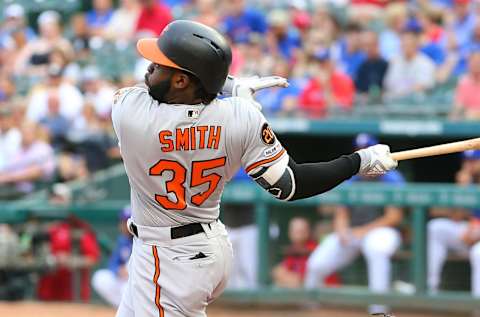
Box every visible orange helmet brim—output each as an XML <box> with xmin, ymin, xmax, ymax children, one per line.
<box><xmin>137</xmin><ymin>38</ymin><xmax>183</xmax><ymax>70</ymax></box>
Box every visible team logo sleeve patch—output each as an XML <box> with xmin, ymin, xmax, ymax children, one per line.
<box><xmin>113</xmin><ymin>87</ymin><xmax>136</xmax><ymax>105</ymax></box>
<box><xmin>113</xmin><ymin>90</ymin><xmax>122</xmax><ymax>104</ymax></box>
<box><xmin>261</xmin><ymin>123</ymin><xmax>276</xmax><ymax>146</ymax></box>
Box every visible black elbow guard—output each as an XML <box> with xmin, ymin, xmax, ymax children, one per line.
<box><xmin>249</xmin><ymin>155</ymin><xmax>296</xmax><ymax>201</ymax></box>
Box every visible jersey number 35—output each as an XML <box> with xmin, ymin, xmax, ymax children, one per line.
<box><xmin>149</xmin><ymin>157</ymin><xmax>226</xmax><ymax>210</ymax></box>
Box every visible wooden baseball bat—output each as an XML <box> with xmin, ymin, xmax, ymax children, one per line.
<box><xmin>390</xmin><ymin>137</ymin><xmax>480</xmax><ymax>161</ymax></box>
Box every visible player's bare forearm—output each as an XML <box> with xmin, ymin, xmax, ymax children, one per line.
<box><xmin>333</xmin><ymin>206</ymin><xmax>350</xmax><ymax>232</ymax></box>
<box><xmin>272</xmin><ymin>265</ymin><xmax>303</xmax><ymax>288</ymax></box>
<box><xmin>0</xmin><ymin>166</ymin><xmax>43</xmax><ymax>184</ymax></box>
<box><xmin>355</xmin><ymin>206</ymin><xmax>403</xmax><ymax>233</ymax></box>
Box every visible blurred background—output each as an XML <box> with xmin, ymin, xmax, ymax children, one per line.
<box><xmin>0</xmin><ymin>0</ymin><xmax>480</xmax><ymax>316</ymax></box>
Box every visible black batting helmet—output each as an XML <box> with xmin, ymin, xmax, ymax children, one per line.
<box><xmin>137</xmin><ymin>20</ymin><xmax>232</xmax><ymax>94</ymax></box>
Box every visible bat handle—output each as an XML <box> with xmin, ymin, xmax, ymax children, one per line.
<box><xmin>390</xmin><ymin>138</ymin><xmax>480</xmax><ymax>161</ymax></box>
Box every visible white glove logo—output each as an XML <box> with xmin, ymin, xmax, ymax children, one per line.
<box><xmin>357</xmin><ymin>144</ymin><xmax>398</xmax><ymax>177</ymax></box>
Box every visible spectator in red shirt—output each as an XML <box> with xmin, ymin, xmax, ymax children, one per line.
<box><xmin>272</xmin><ymin>217</ymin><xmax>318</xmax><ymax>288</ymax></box>
<box><xmin>451</xmin><ymin>51</ymin><xmax>480</xmax><ymax>120</ymax></box>
<box><xmin>298</xmin><ymin>49</ymin><xmax>355</xmax><ymax>118</ymax></box>
<box><xmin>135</xmin><ymin>0</ymin><xmax>172</xmax><ymax>36</ymax></box>
<box><xmin>350</xmin><ymin>0</ymin><xmax>390</xmax><ymax>25</ymax></box>
<box><xmin>37</xmin><ymin>217</ymin><xmax>100</xmax><ymax>301</ymax></box>
<box><xmin>37</xmin><ymin>186</ymin><xmax>100</xmax><ymax>302</ymax></box>
<box><xmin>351</xmin><ymin>0</ymin><xmax>389</xmax><ymax>7</ymax></box>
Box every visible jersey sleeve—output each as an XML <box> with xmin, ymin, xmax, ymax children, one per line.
<box><xmin>111</xmin><ymin>86</ymin><xmax>148</xmax><ymax>148</ymax></box>
<box><xmin>238</xmin><ymin>100</ymin><xmax>288</xmax><ymax>175</ymax></box>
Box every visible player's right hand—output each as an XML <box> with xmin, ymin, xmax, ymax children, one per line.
<box><xmin>356</xmin><ymin>144</ymin><xmax>398</xmax><ymax>177</ymax></box>
<box><xmin>221</xmin><ymin>75</ymin><xmax>289</xmax><ymax>110</ymax></box>
<box><xmin>222</xmin><ymin>75</ymin><xmax>289</xmax><ymax>97</ymax></box>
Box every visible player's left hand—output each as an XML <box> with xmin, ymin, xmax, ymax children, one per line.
<box><xmin>221</xmin><ymin>75</ymin><xmax>289</xmax><ymax>110</ymax></box>
<box><xmin>356</xmin><ymin>144</ymin><xmax>398</xmax><ymax>177</ymax></box>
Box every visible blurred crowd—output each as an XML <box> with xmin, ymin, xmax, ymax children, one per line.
<box><xmin>1</xmin><ymin>0</ymin><xmax>480</xmax><ymax>195</ymax></box>
<box><xmin>2</xmin><ymin>0</ymin><xmax>480</xmax><ymax>308</ymax></box>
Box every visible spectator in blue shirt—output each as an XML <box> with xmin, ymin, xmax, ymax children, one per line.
<box><xmin>0</xmin><ymin>4</ymin><xmax>36</xmax><ymax>50</ymax></box>
<box><xmin>402</xmin><ymin>18</ymin><xmax>446</xmax><ymax>66</ymax></box>
<box><xmin>222</xmin><ymin>0</ymin><xmax>267</xmax><ymax>44</ymax></box>
<box><xmin>92</xmin><ymin>206</ymin><xmax>133</xmax><ymax>307</ymax></box>
<box><xmin>255</xmin><ymin>59</ymin><xmax>303</xmax><ymax>117</ymax></box>
<box><xmin>266</xmin><ymin>10</ymin><xmax>302</xmax><ymax>61</ymax></box>
<box><xmin>421</xmin><ymin>42</ymin><xmax>446</xmax><ymax>65</ymax></box>
<box><xmin>431</xmin><ymin>0</ymin><xmax>454</xmax><ymax>8</ymax></box>
<box><xmin>86</xmin><ymin>0</ymin><xmax>114</xmax><ymax>35</ymax></box>
<box><xmin>448</xmin><ymin>0</ymin><xmax>476</xmax><ymax>50</ymax></box>
<box><xmin>451</xmin><ymin>23</ymin><xmax>480</xmax><ymax>78</ymax></box>
<box><xmin>336</xmin><ymin>23</ymin><xmax>366</xmax><ymax>81</ymax></box>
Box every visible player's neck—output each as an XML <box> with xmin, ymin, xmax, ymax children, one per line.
<box><xmin>163</xmin><ymin>91</ymin><xmax>203</xmax><ymax>105</ymax></box>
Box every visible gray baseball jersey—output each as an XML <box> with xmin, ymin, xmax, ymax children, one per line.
<box><xmin>112</xmin><ymin>86</ymin><xmax>287</xmax><ymax>227</ymax></box>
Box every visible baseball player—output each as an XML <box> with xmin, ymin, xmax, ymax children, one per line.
<box><xmin>303</xmin><ymin>134</ymin><xmax>404</xmax><ymax>314</ymax></box>
<box><xmin>112</xmin><ymin>20</ymin><xmax>398</xmax><ymax>317</ymax></box>
<box><xmin>427</xmin><ymin>149</ymin><xmax>480</xmax><ymax>297</ymax></box>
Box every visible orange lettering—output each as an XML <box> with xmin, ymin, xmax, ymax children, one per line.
<box><xmin>197</xmin><ymin>126</ymin><xmax>208</xmax><ymax>149</ymax></box>
<box><xmin>191</xmin><ymin>157</ymin><xmax>226</xmax><ymax>206</ymax></box>
<box><xmin>190</xmin><ymin>127</ymin><xmax>196</xmax><ymax>150</ymax></box>
<box><xmin>208</xmin><ymin>126</ymin><xmax>221</xmax><ymax>149</ymax></box>
<box><xmin>159</xmin><ymin>130</ymin><xmax>173</xmax><ymax>152</ymax></box>
<box><xmin>149</xmin><ymin>160</ymin><xmax>186</xmax><ymax>210</ymax></box>
<box><xmin>176</xmin><ymin>128</ymin><xmax>190</xmax><ymax>151</ymax></box>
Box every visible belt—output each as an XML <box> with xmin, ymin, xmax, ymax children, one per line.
<box><xmin>129</xmin><ymin>222</ymin><xmax>205</xmax><ymax>240</ymax></box>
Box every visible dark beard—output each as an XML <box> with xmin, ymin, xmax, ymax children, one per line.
<box><xmin>147</xmin><ymin>77</ymin><xmax>171</xmax><ymax>103</ymax></box>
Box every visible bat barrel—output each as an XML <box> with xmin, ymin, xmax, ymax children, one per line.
<box><xmin>390</xmin><ymin>138</ymin><xmax>480</xmax><ymax>161</ymax></box>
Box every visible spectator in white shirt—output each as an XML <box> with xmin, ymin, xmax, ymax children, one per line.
<box><xmin>14</xmin><ymin>10</ymin><xmax>73</xmax><ymax>76</ymax></box>
<box><xmin>0</xmin><ymin>121</ymin><xmax>55</xmax><ymax>193</ymax></box>
<box><xmin>0</xmin><ymin>107</ymin><xmax>21</xmax><ymax>171</ymax></box>
<box><xmin>81</xmin><ymin>66</ymin><xmax>116</xmax><ymax>117</ymax></box>
<box><xmin>384</xmin><ymin>29</ymin><xmax>436</xmax><ymax>99</ymax></box>
<box><xmin>39</xmin><ymin>90</ymin><xmax>70</xmax><ymax>149</ymax></box>
<box><xmin>26</xmin><ymin>64</ymin><xmax>84</xmax><ymax>122</ymax></box>
<box><xmin>103</xmin><ymin>0</ymin><xmax>140</xmax><ymax>41</ymax></box>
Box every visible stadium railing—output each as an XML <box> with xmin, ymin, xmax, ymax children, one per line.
<box><xmin>268</xmin><ymin>117</ymin><xmax>480</xmax><ymax>137</ymax></box>
<box><xmin>1</xmin><ymin>181</ymin><xmax>479</xmax><ymax>311</ymax></box>
<box><xmin>220</xmin><ymin>182</ymin><xmax>480</xmax><ymax>312</ymax></box>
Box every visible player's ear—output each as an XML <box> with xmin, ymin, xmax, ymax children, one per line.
<box><xmin>171</xmin><ymin>72</ymin><xmax>190</xmax><ymax>89</ymax></box>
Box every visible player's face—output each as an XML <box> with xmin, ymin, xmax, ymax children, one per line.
<box><xmin>145</xmin><ymin>63</ymin><xmax>173</xmax><ymax>102</ymax></box>
<box><xmin>289</xmin><ymin>218</ymin><xmax>310</xmax><ymax>244</ymax></box>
